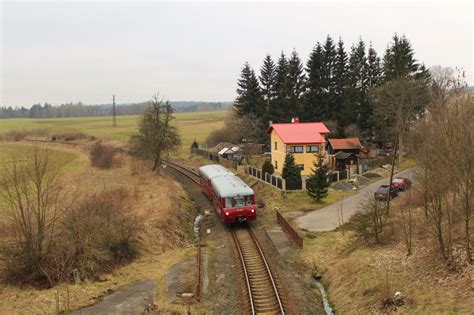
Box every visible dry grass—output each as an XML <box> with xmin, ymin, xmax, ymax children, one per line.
<box><xmin>302</xmin><ymin>228</ymin><xmax>474</xmax><ymax>314</ymax></box>
<box><xmin>0</xmin><ymin>144</ymin><xmax>198</xmax><ymax>313</ymax></box>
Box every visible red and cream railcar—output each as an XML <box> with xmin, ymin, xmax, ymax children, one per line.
<box><xmin>198</xmin><ymin>164</ymin><xmax>257</xmax><ymax>224</ymax></box>
<box><xmin>198</xmin><ymin>164</ymin><xmax>233</xmax><ymax>196</ymax></box>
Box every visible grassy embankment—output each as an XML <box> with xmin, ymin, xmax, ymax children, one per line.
<box><xmin>0</xmin><ymin>113</ymin><xmax>220</xmax><ymax>312</ymax></box>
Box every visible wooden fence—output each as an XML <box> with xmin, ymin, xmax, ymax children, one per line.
<box><xmin>276</xmin><ymin>210</ymin><xmax>303</xmax><ymax>249</ymax></box>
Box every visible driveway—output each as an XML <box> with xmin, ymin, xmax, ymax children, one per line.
<box><xmin>294</xmin><ymin>168</ymin><xmax>416</xmax><ymax>232</ymax></box>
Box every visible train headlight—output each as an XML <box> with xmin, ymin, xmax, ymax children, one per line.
<box><xmin>251</xmin><ymin>209</ymin><xmax>254</xmax><ymax>213</ymax></box>
<box><xmin>225</xmin><ymin>212</ymin><xmax>229</xmax><ymax>216</ymax></box>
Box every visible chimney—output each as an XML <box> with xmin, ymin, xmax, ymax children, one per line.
<box><xmin>291</xmin><ymin>117</ymin><xmax>300</xmax><ymax>124</ymax></box>
<box><xmin>269</xmin><ymin>120</ymin><xmax>273</xmax><ymax>127</ymax></box>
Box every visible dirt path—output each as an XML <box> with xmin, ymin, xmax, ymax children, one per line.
<box><xmin>294</xmin><ymin>168</ymin><xmax>416</xmax><ymax>232</ymax></box>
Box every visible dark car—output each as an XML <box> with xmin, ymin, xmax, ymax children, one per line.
<box><xmin>374</xmin><ymin>185</ymin><xmax>398</xmax><ymax>201</ymax></box>
<box><xmin>392</xmin><ymin>177</ymin><xmax>412</xmax><ymax>191</ymax></box>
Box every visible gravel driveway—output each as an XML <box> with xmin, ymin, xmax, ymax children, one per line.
<box><xmin>294</xmin><ymin>168</ymin><xmax>416</xmax><ymax>232</ymax></box>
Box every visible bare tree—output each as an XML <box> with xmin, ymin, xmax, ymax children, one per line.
<box><xmin>395</xmin><ymin>189</ymin><xmax>415</xmax><ymax>256</ymax></box>
<box><xmin>129</xmin><ymin>94</ymin><xmax>181</xmax><ymax>172</ymax></box>
<box><xmin>411</xmin><ymin>67</ymin><xmax>473</xmax><ymax>263</ymax></box>
<box><xmin>0</xmin><ymin>146</ymin><xmax>66</xmax><ymax>281</ymax></box>
<box><xmin>352</xmin><ymin>194</ymin><xmax>387</xmax><ymax>244</ymax></box>
<box><xmin>371</xmin><ymin>78</ymin><xmax>430</xmax><ymax>215</ymax></box>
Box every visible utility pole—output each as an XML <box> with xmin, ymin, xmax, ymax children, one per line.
<box><xmin>112</xmin><ymin>95</ymin><xmax>116</xmax><ymax>127</ymax></box>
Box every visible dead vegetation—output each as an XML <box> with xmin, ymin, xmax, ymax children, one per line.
<box><xmin>0</xmin><ymin>144</ymin><xmax>196</xmax><ymax>313</ymax></box>
<box><xmin>90</xmin><ymin>141</ymin><xmax>116</xmax><ymax>169</ymax></box>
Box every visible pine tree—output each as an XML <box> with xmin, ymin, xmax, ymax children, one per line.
<box><xmin>304</xmin><ymin>43</ymin><xmax>324</xmax><ymax>121</ymax></box>
<box><xmin>383</xmin><ymin>34</ymin><xmax>428</xmax><ymax>81</ymax></box>
<box><xmin>281</xmin><ymin>153</ymin><xmax>301</xmax><ymax>188</ymax></box>
<box><xmin>235</xmin><ymin>62</ymin><xmax>264</xmax><ymax>117</ymax></box>
<box><xmin>346</xmin><ymin>39</ymin><xmax>369</xmax><ymax>130</ymax></box>
<box><xmin>262</xmin><ymin>159</ymin><xmax>274</xmax><ymax>176</ymax></box>
<box><xmin>285</xmin><ymin>50</ymin><xmax>306</xmax><ymax>120</ymax></box>
<box><xmin>307</xmin><ymin>152</ymin><xmax>330</xmax><ymax>201</ymax></box>
<box><xmin>321</xmin><ymin>36</ymin><xmax>337</xmax><ymax>120</ymax></box>
<box><xmin>367</xmin><ymin>43</ymin><xmax>382</xmax><ymax>88</ymax></box>
<box><xmin>333</xmin><ymin>38</ymin><xmax>349</xmax><ymax>131</ymax></box>
<box><xmin>259</xmin><ymin>54</ymin><xmax>277</xmax><ymax>112</ymax></box>
<box><xmin>273</xmin><ymin>52</ymin><xmax>290</xmax><ymax>122</ymax></box>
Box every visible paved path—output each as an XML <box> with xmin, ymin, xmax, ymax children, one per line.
<box><xmin>294</xmin><ymin>168</ymin><xmax>415</xmax><ymax>232</ymax></box>
<box><xmin>71</xmin><ymin>280</ymin><xmax>156</xmax><ymax>314</ymax></box>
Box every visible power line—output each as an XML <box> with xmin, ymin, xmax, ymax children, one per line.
<box><xmin>112</xmin><ymin>94</ymin><xmax>116</xmax><ymax>127</ymax></box>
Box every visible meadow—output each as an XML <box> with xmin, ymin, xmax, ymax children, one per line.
<box><xmin>0</xmin><ymin>110</ymin><xmax>227</xmax><ymax>149</ymax></box>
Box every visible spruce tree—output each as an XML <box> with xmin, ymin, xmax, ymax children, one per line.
<box><xmin>235</xmin><ymin>62</ymin><xmax>264</xmax><ymax>117</ymax></box>
<box><xmin>304</xmin><ymin>43</ymin><xmax>324</xmax><ymax>121</ymax></box>
<box><xmin>346</xmin><ymin>39</ymin><xmax>369</xmax><ymax>130</ymax></box>
<box><xmin>259</xmin><ymin>54</ymin><xmax>277</xmax><ymax>111</ymax></box>
<box><xmin>333</xmin><ymin>38</ymin><xmax>349</xmax><ymax>131</ymax></box>
<box><xmin>321</xmin><ymin>36</ymin><xmax>337</xmax><ymax>120</ymax></box>
<box><xmin>273</xmin><ymin>52</ymin><xmax>290</xmax><ymax>122</ymax></box>
<box><xmin>286</xmin><ymin>50</ymin><xmax>306</xmax><ymax>120</ymax></box>
<box><xmin>307</xmin><ymin>152</ymin><xmax>330</xmax><ymax>201</ymax></box>
<box><xmin>281</xmin><ymin>153</ymin><xmax>301</xmax><ymax>188</ymax></box>
<box><xmin>383</xmin><ymin>34</ymin><xmax>428</xmax><ymax>81</ymax></box>
<box><xmin>367</xmin><ymin>43</ymin><xmax>382</xmax><ymax>88</ymax></box>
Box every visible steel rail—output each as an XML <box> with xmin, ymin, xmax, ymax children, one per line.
<box><xmin>162</xmin><ymin>160</ymin><xmax>200</xmax><ymax>186</ymax></box>
<box><xmin>230</xmin><ymin>228</ymin><xmax>256</xmax><ymax>315</ymax></box>
<box><xmin>231</xmin><ymin>225</ymin><xmax>285</xmax><ymax>315</ymax></box>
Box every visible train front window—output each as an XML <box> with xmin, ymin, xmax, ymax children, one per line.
<box><xmin>225</xmin><ymin>197</ymin><xmax>233</xmax><ymax>208</ymax></box>
<box><xmin>245</xmin><ymin>196</ymin><xmax>252</xmax><ymax>206</ymax></box>
<box><xmin>234</xmin><ymin>197</ymin><xmax>245</xmax><ymax>208</ymax></box>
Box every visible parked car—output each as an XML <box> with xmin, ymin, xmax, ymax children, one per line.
<box><xmin>392</xmin><ymin>177</ymin><xmax>412</xmax><ymax>191</ymax></box>
<box><xmin>374</xmin><ymin>185</ymin><xmax>398</xmax><ymax>201</ymax></box>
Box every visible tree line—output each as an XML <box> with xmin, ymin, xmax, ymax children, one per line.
<box><xmin>0</xmin><ymin>101</ymin><xmax>230</xmax><ymax>119</ymax></box>
<box><xmin>234</xmin><ymin>34</ymin><xmax>428</xmax><ymax>141</ymax></box>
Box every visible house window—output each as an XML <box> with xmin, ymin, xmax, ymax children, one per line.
<box><xmin>289</xmin><ymin>146</ymin><xmax>304</xmax><ymax>153</ymax></box>
<box><xmin>275</xmin><ymin>160</ymin><xmax>278</xmax><ymax>169</ymax></box>
<box><xmin>274</xmin><ymin>141</ymin><xmax>277</xmax><ymax>150</ymax></box>
<box><xmin>297</xmin><ymin>164</ymin><xmax>304</xmax><ymax>170</ymax></box>
<box><xmin>306</xmin><ymin>145</ymin><xmax>320</xmax><ymax>153</ymax></box>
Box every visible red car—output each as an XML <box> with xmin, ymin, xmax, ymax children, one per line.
<box><xmin>392</xmin><ymin>177</ymin><xmax>412</xmax><ymax>191</ymax></box>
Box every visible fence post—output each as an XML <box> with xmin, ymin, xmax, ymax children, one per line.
<box><xmin>336</xmin><ymin>171</ymin><xmax>340</xmax><ymax>182</ymax></box>
<box><xmin>302</xmin><ymin>178</ymin><xmax>306</xmax><ymax>191</ymax></box>
<box><xmin>282</xmin><ymin>178</ymin><xmax>286</xmax><ymax>191</ymax></box>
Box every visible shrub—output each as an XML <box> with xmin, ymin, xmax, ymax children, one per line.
<box><xmin>90</xmin><ymin>141</ymin><xmax>116</xmax><ymax>169</ymax></box>
<box><xmin>51</xmin><ymin>131</ymin><xmax>96</xmax><ymax>142</ymax></box>
<box><xmin>62</xmin><ymin>188</ymin><xmax>141</xmax><ymax>279</ymax></box>
<box><xmin>351</xmin><ymin>195</ymin><xmax>388</xmax><ymax>244</ymax></box>
<box><xmin>262</xmin><ymin>160</ymin><xmax>274</xmax><ymax>176</ymax></box>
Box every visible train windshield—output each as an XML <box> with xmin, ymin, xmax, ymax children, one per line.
<box><xmin>225</xmin><ymin>196</ymin><xmax>253</xmax><ymax>208</ymax></box>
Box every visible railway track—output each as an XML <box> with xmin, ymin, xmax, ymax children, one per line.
<box><xmin>161</xmin><ymin>160</ymin><xmax>200</xmax><ymax>185</ymax></box>
<box><xmin>231</xmin><ymin>226</ymin><xmax>285</xmax><ymax>315</ymax></box>
<box><xmin>163</xmin><ymin>161</ymin><xmax>286</xmax><ymax>314</ymax></box>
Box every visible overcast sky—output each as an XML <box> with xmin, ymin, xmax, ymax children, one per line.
<box><xmin>1</xmin><ymin>0</ymin><xmax>472</xmax><ymax>107</ymax></box>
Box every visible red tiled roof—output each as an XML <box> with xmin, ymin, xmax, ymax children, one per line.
<box><xmin>266</xmin><ymin>122</ymin><xmax>330</xmax><ymax>144</ymax></box>
<box><xmin>327</xmin><ymin>137</ymin><xmax>362</xmax><ymax>150</ymax></box>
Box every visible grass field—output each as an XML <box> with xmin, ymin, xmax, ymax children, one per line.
<box><xmin>0</xmin><ymin>111</ymin><xmax>227</xmax><ymax>149</ymax></box>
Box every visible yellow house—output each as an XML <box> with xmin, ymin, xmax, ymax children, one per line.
<box><xmin>266</xmin><ymin>118</ymin><xmax>330</xmax><ymax>177</ymax></box>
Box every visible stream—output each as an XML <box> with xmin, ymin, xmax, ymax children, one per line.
<box><xmin>314</xmin><ymin>278</ymin><xmax>334</xmax><ymax>315</ymax></box>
